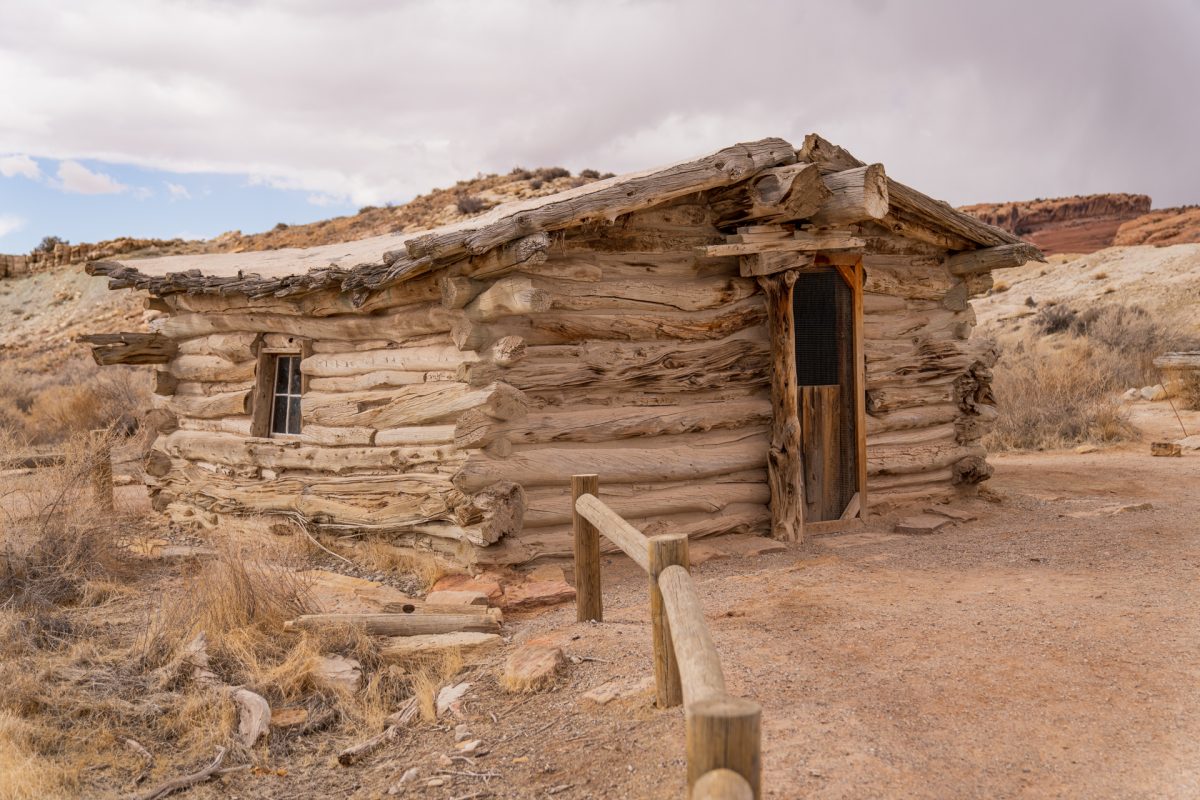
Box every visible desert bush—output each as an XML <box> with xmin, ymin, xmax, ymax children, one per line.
<box><xmin>0</xmin><ymin>359</ymin><xmax>149</xmax><ymax>445</ymax></box>
<box><xmin>986</xmin><ymin>338</ymin><xmax>1136</xmax><ymax>450</ymax></box>
<box><xmin>1069</xmin><ymin>304</ymin><xmax>1200</xmax><ymax>387</ymax></box>
<box><xmin>529</xmin><ymin>179</ymin><xmax>543</xmax><ymax>190</ymax></box>
<box><xmin>535</xmin><ymin>166</ymin><xmax>570</xmax><ymax>181</ymax></box>
<box><xmin>33</xmin><ymin>236</ymin><xmax>67</xmax><ymax>254</ymax></box>
<box><xmin>579</xmin><ymin>168</ymin><xmax>601</xmax><ymax>180</ymax></box>
<box><xmin>1179</xmin><ymin>372</ymin><xmax>1200</xmax><ymax>411</ymax></box>
<box><xmin>1034</xmin><ymin>304</ymin><xmax>1076</xmax><ymax>334</ymax></box>
<box><xmin>455</xmin><ymin>194</ymin><xmax>486</xmax><ymax>215</ymax></box>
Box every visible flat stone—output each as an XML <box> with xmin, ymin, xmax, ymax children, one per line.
<box><xmin>299</xmin><ymin>569</ymin><xmax>414</xmax><ymax>614</ymax></box>
<box><xmin>1178</xmin><ymin>434</ymin><xmax>1200</xmax><ymax>450</ymax></box>
<box><xmin>708</xmin><ymin>534</ymin><xmax>787</xmax><ymax>558</ymax></box>
<box><xmin>1110</xmin><ymin>502</ymin><xmax>1153</xmax><ymax>514</ymax></box>
<box><xmin>377</xmin><ymin>632</ymin><xmax>503</xmax><ymax>664</ymax></box>
<box><xmin>1151</xmin><ymin>441</ymin><xmax>1182</xmax><ymax>457</ymax></box>
<box><xmin>924</xmin><ymin>506</ymin><xmax>977</xmax><ymax>522</ymax></box>
<box><xmin>527</xmin><ymin>564</ymin><xmax>566</xmax><ymax>582</ymax></box>
<box><xmin>581</xmin><ymin>675</ymin><xmax>656</xmax><ymax>706</ymax></box>
<box><xmin>425</xmin><ymin>589</ymin><xmax>490</xmax><ymax>607</ymax></box>
<box><xmin>314</xmin><ymin>655</ymin><xmax>361</xmax><ymax>693</ymax></box>
<box><xmin>502</xmin><ymin>644</ymin><xmax>565</xmax><ymax>693</ymax></box>
<box><xmin>431</xmin><ymin>574</ymin><xmax>503</xmax><ymax>603</ymax></box>
<box><xmin>500</xmin><ymin>579</ymin><xmax>576</xmax><ymax>611</ymax></box>
<box><xmin>1074</xmin><ymin>444</ymin><xmax>1100</xmax><ymax>454</ymax></box>
<box><xmin>687</xmin><ymin>542</ymin><xmax>729</xmax><ymax>566</ymax></box>
<box><xmin>894</xmin><ymin>514</ymin><xmax>953</xmax><ymax>535</ymax></box>
<box><xmin>270</xmin><ymin>707</ymin><xmax>309</xmax><ymax>729</ymax></box>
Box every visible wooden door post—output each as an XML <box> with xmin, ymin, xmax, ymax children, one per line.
<box><xmin>648</xmin><ymin>533</ymin><xmax>688</xmax><ymax>708</ymax></box>
<box><xmin>687</xmin><ymin>695</ymin><xmax>762</xmax><ymax>799</ymax></box>
<box><xmin>572</xmin><ymin>474</ymin><xmax>602</xmax><ymax>622</ymax></box>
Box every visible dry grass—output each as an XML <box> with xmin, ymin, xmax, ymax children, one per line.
<box><xmin>0</xmin><ymin>356</ymin><xmax>149</xmax><ymax>445</ymax></box>
<box><xmin>351</xmin><ymin>539</ymin><xmax>448</xmax><ymax>592</ymax></box>
<box><xmin>410</xmin><ymin>649</ymin><xmax>466</xmax><ymax>723</ymax></box>
<box><xmin>1179</xmin><ymin>372</ymin><xmax>1200</xmax><ymax>411</ymax></box>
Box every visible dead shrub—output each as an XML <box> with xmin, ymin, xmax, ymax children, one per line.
<box><xmin>1034</xmin><ymin>304</ymin><xmax>1076</xmax><ymax>335</ymax></box>
<box><xmin>1179</xmin><ymin>372</ymin><xmax>1200</xmax><ymax>411</ymax></box>
<box><xmin>455</xmin><ymin>194</ymin><xmax>486</xmax><ymax>215</ymax></box>
<box><xmin>985</xmin><ymin>337</ymin><xmax>1137</xmax><ymax>450</ymax></box>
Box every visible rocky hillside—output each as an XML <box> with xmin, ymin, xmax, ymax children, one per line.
<box><xmin>1113</xmin><ymin>206</ymin><xmax>1200</xmax><ymax>247</ymax></box>
<box><xmin>961</xmin><ymin>194</ymin><xmax>1151</xmax><ymax>255</ymax></box>
<box><xmin>0</xmin><ymin>166</ymin><xmax>607</xmax><ymax>277</ymax></box>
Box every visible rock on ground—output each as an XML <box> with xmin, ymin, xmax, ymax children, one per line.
<box><xmin>502</xmin><ymin>644</ymin><xmax>566</xmax><ymax>693</ymax></box>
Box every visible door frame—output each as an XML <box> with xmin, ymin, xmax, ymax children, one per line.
<box><xmin>756</xmin><ymin>255</ymin><xmax>866</xmax><ymax>540</ymax></box>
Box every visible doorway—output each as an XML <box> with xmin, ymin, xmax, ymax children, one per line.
<box><xmin>792</xmin><ymin>266</ymin><xmax>864</xmax><ymax>521</ymax></box>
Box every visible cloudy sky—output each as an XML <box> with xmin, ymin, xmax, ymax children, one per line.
<box><xmin>1</xmin><ymin>0</ymin><xmax>1197</xmax><ymax>252</ymax></box>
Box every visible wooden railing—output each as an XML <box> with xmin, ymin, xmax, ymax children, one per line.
<box><xmin>571</xmin><ymin>474</ymin><xmax>761</xmax><ymax>800</ymax></box>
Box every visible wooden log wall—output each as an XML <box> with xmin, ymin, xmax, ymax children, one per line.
<box><xmin>142</xmin><ymin>193</ymin><xmax>995</xmax><ymax>562</ymax></box>
<box><xmin>859</xmin><ymin>253</ymin><xmax>997</xmax><ymax>508</ymax></box>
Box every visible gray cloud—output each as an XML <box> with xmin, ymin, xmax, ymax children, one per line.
<box><xmin>1</xmin><ymin>0</ymin><xmax>1196</xmax><ymax>207</ymax></box>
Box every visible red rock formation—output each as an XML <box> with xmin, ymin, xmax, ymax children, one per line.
<box><xmin>961</xmin><ymin>194</ymin><xmax>1152</xmax><ymax>254</ymax></box>
<box><xmin>1114</xmin><ymin>206</ymin><xmax>1200</xmax><ymax>247</ymax></box>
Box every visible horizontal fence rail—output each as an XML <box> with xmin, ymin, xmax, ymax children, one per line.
<box><xmin>571</xmin><ymin>473</ymin><xmax>763</xmax><ymax>799</ymax></box>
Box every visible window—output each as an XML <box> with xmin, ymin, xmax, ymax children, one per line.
<box><xmin>270</xmin><ymin>354</ymin><xmax>303</xmax><ymax>435</ymax></box>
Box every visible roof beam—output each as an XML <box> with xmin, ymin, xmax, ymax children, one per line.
<box><xmin>943</xmin><ymin>242</ymin><xmax>1045</xmax><ymax>276</ymax></box>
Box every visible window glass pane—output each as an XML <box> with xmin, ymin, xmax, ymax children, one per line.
<box><xmin>274</xmin><ymin>356</ymin><xmax>290</xmax><ymax>394</ymax></box>
<box><xmin>272</xmin><ymin>394</ymin><xmax>289</xmax><ymax>434</ymax></box>
<box><xmin>289</xmin><ymin>356</ymin><xmax>302</xmax><ymax>394</ymax></box>
<box><xmin>287</xmin><ymin>397</ymin><xmax>302</xmax><ymax>434</ymax></box>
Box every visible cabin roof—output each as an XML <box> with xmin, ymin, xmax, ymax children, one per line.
<box><xmin>86</xmin><ymin>134</ymin><xmax>1024</xmax><ymax>301</ymax></box>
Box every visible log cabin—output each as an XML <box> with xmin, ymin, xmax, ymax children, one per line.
<box><xmin>84</xmin><ymin>134</ymin><xmax>1043</xmax><ymax>567</ymax></box>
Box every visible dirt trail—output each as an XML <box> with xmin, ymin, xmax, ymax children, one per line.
<box><xmin>201</xmin><ymin>441</ymin><xmax>1197</xmax><ymax>800</ymax></box>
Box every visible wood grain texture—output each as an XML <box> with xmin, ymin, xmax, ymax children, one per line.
<box><xmin>757</xmin><ymin>271</ymin><xmax>804</xmax><ymax>541</ymax></box>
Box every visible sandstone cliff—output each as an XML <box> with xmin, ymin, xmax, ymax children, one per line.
<box><xmin>961</xmin><ymin>194</ymin><xmax>1151</xmax><ymax>255</ymax></box>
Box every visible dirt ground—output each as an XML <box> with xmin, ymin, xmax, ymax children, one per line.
<box><xmin>129</xmin><ymin>435</ymin><xmax>1192</xmax><ymax>800</ymax></box>
<box><xmin>5</xmin><ymin>406</ymin><xmax>1199</xmax><ymax>799</ymax></box>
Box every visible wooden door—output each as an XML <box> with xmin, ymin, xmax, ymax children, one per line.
<box><xmin>792</xmin><ymin>267</ymin><xmax>863</xmax><ymax>522</ymax></box>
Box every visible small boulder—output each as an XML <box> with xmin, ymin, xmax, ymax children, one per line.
<box><xmin>1074</xmin><ymin>444</ymin><xmax>1099</xmax><ymax>454</ymax></box>
<box><xmin>1123</xmin><ymin>388</ymin><xmax>1140</xmax><ymax>401</ymax></box>
<box><xmin>1151</xmin><ymin>441</ymin><xmax>1182</xmax><ymax>457</ymax></box>
<box><xmin>502</xmin><ymin>644</ymin><xmax>565</xmax><ymax>693</ymax></box>
<box><xmin>501</xmin><ymin>579</ymin><xmax>576</xmax><ymax>611</ymax></box>
<box><xmin>894</xmin><ymin>514</ymin><xmax>952</xmax><ymax>535</ymax></box>
<box><xmin>581</xmin><ymin>676</ymin><xmax>656</xmax><ymax>706</ymax></box>
<box><xmin>425</xmin><ymin>589</ymin><xmax>490</xmax><ymax>607</ymax></box>
<box><xmin>1141</xmin><ymin>385</ymin><xmax>1167</xmax><ymax>402</ymax></box>
<box><xmin>314</xmin><ymin>655</ymin><xmax>362</xmax><ymax>693</ymax></box>
<box><xmin>527</xmin><ymin>564</ymin><xmax>566</xmax><ymax>582</ymax></box>
<box><xmin>1178</xmin><ymin>434</ymin><xmax>1200</xmax><ymax>451</ymax></box>
<box><xmin>431</xmin><ymin>574</ymin><xmax>503</xmax><ymax>603</ymax></box>
<box><xmin>436</xmin><ymin>681</ymin><xmax>471</xmax><ymax>718</ymax></box>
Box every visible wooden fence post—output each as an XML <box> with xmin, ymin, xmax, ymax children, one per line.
<box><xmin>686</xmin><ymin>695</ymin><xmax>761</xmax><ymax>799</ymax></box>
<box><xmin>572</xmin><ymin>474</ymin><xmax>602</xmax><ymax>622</ymax></box>
<box><xmin>648</xmin><ymin>533</ymin><xmax>688</xmax><ymax>708</ymax></box>
<box><xmin>90</xmin><ymin>429</ymin><xmax>114</xmax><ymax>511</ymax></box>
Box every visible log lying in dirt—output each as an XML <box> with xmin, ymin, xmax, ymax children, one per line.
<box><xmin>284</xmin><ymin>611</ymin><xmax>502</xmax><ymax>636</ymax></box>
<box><xmin>337</xmin><ymin>697</ymin><xmax>418</xmax><ymax>766</ymax></box>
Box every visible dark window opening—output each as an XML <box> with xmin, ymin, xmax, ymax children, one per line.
<box><xmin>270</xmin><ymin>354</ymin><xmax>302</xmax><ymax>435</ymax></box>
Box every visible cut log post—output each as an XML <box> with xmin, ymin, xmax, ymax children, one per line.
<box><xmin>693</xmin><ymin>769</ymin><xmax>754</xmax><ymax>800</ymax></box>
<box><xmin>658</xmin><ymin>565</ymin><xmax>726</xmax><ymax>708</ymax></box>
<box><xmin>90</xmin><ymin>430</ymin><xmax>114</xmax><ymax>511</ymax></box>
<box><xmin>686</xmin><ymin>695</ymin><xmax>762</xmax><ymax>800</ymax></box>
<box><xmin>80</xmin><ymin>332</ymin><xmax>178</xmax><ymax>366</ymax></box>
<box><xmin>573</xmin><ymin>493</ymin><xmax>651</xmax><ymax>572</ymax></box>
<box><xmin>757</xmin><ymin>272</ymin><xmax>804</xmax><ymax>541</ymax></box>
<box><xmin>572</xmin><ymin>474</ymin><xmax>602</xmax><ymax>623</ymax></box>
<box><xmin>809</xmin><ymin>164</ymin><xmax>889</xmax><ymax>226</ymax></box>
<box><xmin>465</xmin><ymin>275</ymin><xmax>552</xmax><ymax>321</ymax></box>
<box><xmin>648</xmin><ymin>534</ymin><xmax>688</xmax><ymax>709</ymax></box>
<box><xmin>284</xmin><ymin>611</ymin><xmax>501</xmax><ymax>636</ymax></box>
<box><xmin>944</xmin><ymin>242</ymin><xmax>1044</xmax><ymax>276</ymax></box>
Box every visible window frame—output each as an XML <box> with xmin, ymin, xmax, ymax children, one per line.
<box><xmin>250</xmin><ymin>340</ymin><xmax>310</xmax><ymax>438</ymax></box>
<box><xmin>269</xmin><ymin>353</ymin><xmax>304</xmax><ymax>436</ymax></box>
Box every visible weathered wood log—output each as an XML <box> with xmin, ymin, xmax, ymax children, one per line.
<box><xmin>868</xmin><ymin>443</ymin><xmax>986</xmax><ymax>477</ymax></box>
<box><xmin>154</xmin><ymin>370</ymin><xmax>178</xmax><ymax>396</ymax></box>
<box><xmin>708</xmin><ymin>162</ymin><xmax>831</xmax><ymax>228</ymax></box>
<box><xmin>301</xmin><ymin>345</ymin><xmax>475</xmax><ymax>377</ymax></box>
<box><xmin>522</xmin><ymin>481</ymin><xmax>770</xmax><ymax>529</ymax></box>
<box><xmin>450</xmin><ymin>296</ymin><xmax>768</xmax><ymax>351</ymax></box>
<box><xmin>658</xmin><ymin>565</ymin><xmax>726</xmax><ymax>708</ymax></box>
<box><xmin>800</xmin><ymin>132</ymin><xmax>1020</xmax><ymax>248</ymax></box>
<box><xmin>284</xmin><ymin>611</ymin><xmax>501</xmax><ymax>636</ymax></box>
<box><xmin>809</xmin><ymin>165</ymin><xmax>889</xmax><ymax>226</ymax></box>
<box><xmin>168</xmin><ymin>354</ymin><xmax>256</xmax><ymax>383</ymax></box>
<box><xmin>374</xmin><ymin>425</ymin><xmax>456</xmax><ymax>446</ymax></box>
<box><xmin>176</xmin><ymin>333</ymin><xmax>258</xmax><ymax>360</ymax></box>
<box><xmin>944</xmin><ymin>242</ymin><xmax>1044</xmax><ymax>276</ymax></box>
<box><xmin>649</xmin><ymin>535</ymin><xmax>688</xmax><ymax>708</ymax></box>
<box><xmin>308</xmin><ymin>371</ymin><xmax>452</xmax><ymax>392</ymax></box>
<box><xmin>298</xmin><ymin>425</ymin><xmax>375</xmax><ymax>446</ymax></box>
<box><xmin>177</xmin><ymin>416</ymin><xmax>254</xmax><ymax>436</ymax></box>
<box><xmin>573</xmin><ymin>492</ymin><xmax>651</xmax><ymax>572</ymax></box>
<box><xmin>169</xmin><ymin>276</ymin><xmax>441</xmax><ymax>317</ymax></box>
<box><xmin>402</xmin><ymin>138</ymin><xmax>795</xmax><ymax>261</ymax></box>
<box><xmin>465</xmin><ymin>275</ymin><xmax>552</xmax><ymax>320</ymax></box>
<box><xmin>459</xmin><ymin>231</ymin><xmax>552</xmax><ymax>280</ymax></box>
<box><xmin>454</xmin><ymin>398</ymin><xmax>771</xmax><ymax>450</ymax></box>
<box><xmin>686</xmin><ymin>696</ymin><xmax>762</xmax><ymax>800</ymax></box>
<box><xmin>757</xmin><ymin>271</ymin><xmax>804</xmax><ymax>541</ymax></box>
<box><xmin>572</xmin><ymin>474</ymin><xmax>602</xmax><ymax>623</ymax></box>
<box><xmin>162</xmin><ymin>430</ymin><xmax>453</xmax><ymax>474</ymax></box>
<box><xmin>159</xmin><ymin>305</ymin><xmax>456</xmax><ymax>341</ymax></box>
<box><xmin>165</xmin><ymin>389</ymin><xmax>249</xmax><ymax>419</ymax></box>
<box><xmin>708</xmin><ymin>230</ymin><xmax>865</xmax><ymax>259</ymax></box>
<box><xmin>693</xmin><ymin>769</ymin><xmax>754</xmax><ymax>800</ymax></box>
<box><xmin>80</xmin><ymin>332</ymin><xmax>178</xmax><ymax>365</ymax></box>
<box><xmin>304</xmin><ymin>382</ymin><xmax>527</xmax><ymax>428</ymax></box>
<box><xmin>1153</xmin><ymin>352</ymin><xmax>1200</xmax><ymax>370</ymax></box>
<box><xmin>486</xmin><ymin>273</ymin><xmax>762</xmax><ymax>314</ymax></box>
<box><xmin>174</xmin><ymin>380</ymin><xmax>255</xmax><ymax>398</ymax></box>
<box><xmin>439</xmin><ymin>275</ymin><xmax>484</xmax><ymax>309</ymax></box>
<box><xmin>457</xmin><ymin>481</ymin><xmax>525</xmax><ymax>543</ymax></box>
<box><xmin>458</xmin><ymin>336</ymin><xmax>770</xmax><ymax>393</ymax></box>
<box><xmin>453</xmin><ymin>432</ymin><xmax>769</xmax><ymax>492</ymax></box>
<box><xmin>232</xmin><ymin>688</ymin><xmax>271</xmax><ymax>747</ymax></box>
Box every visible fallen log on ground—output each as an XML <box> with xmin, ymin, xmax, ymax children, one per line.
<box><xmin>284</xmin><ymin>610</ymin><xmax>502</xmax><ymax>636</ymax></box>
